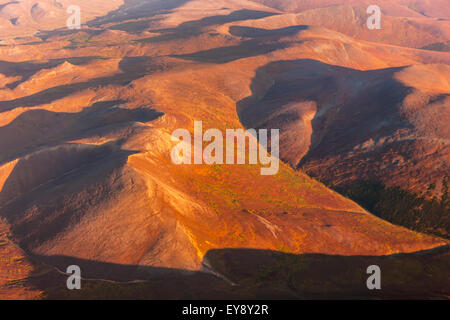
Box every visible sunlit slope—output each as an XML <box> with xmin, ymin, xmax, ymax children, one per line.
<box><xmin>238</xmin><ymin>60</ymin><xmax>450</xmax><ymax>197</ymax></box>
<box><xmin>0</xmin><ymin>0</ymin><xmax>124</xmax><ymax>40</ymax></box>
<box><xmin>248</xmin><ymin>0</ymin><xmax>450</xmax><ymax>48</ymax></box>
<box><xmin>0</xmin><ymin>0</ymin><xmax>447</xmax><ymax>289</ymax></box>
<box><xmin>249</xmin><ymin>0</ymin><xmax>450</xmax><ymax>19</ymax></box>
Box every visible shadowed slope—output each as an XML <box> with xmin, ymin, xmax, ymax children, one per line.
<box><xmin>18</xmin><ymin>245</ymin><xmax>450</xmax><ymax>299</ymax></box>
<box><xmin>0</xmin><ymin>56</ymin><xmax>169</xmax><ymax>113</ymax></box>
<box><xmin>0</xmin><ymin>0</ymin><xmax>124</xmax><ymax>40</ymax></box>
<box><xmin>137</xmin><ymin>9</ymin><xmax>278</xmax><ymax>43</ymax></box>
<box><xmin>249</xmin><ymin>0</ymin><xmax>450</xmax><ymax>19</ymax></box>
<box><xmin>88</xmin><ymin>0</ymin><xmax>189</xmax><ymax>26</ymax></box>
<box><xmin>244</xmin><ymin>0</ymin><xmax>450</xmax><ymax>48</ymax></box>
<box><xmin>237</xmin><ymin>59</ymin><xmax>449</xmax><ymax>238</ymax></box>
<box><xmin>0</xmin><ymin>100</ymin><xmax>162</xmax><ymax>164</ymax></box>
<box><xmin>0</xmin><ymin>0</ymin><xmax>448</xmax><ymax>300</ymax></box>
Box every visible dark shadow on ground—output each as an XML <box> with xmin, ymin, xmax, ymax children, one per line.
<box><xmin>22</xmin><ymin>245</ymin><xmax>450</xmax><ymax>299</ymax></box>
<box><xmin>336</xmin><ymin>180</ymin><xmax>450</xmax><ymax>239</ymax></box>
<box><xmin>235</xmin><ymin>58</ymin><xmax>450</xmax><ymax>241</ymax></box>
<box><xmin>0</xmin><ymin>99</ymin><xmax>163</xmax><ymax>257</ymax></box>
<box><xmin>0</xmin><ymin>1</ymin><xmax>19</xmax><ymax>12</ymax></box>
<box><xmin>421</xmin><ymin>40</ymin><xmax>450</xmax><ymax>52</ymax></box>
<box><xmin>171</xmin><ymin>25</ymin><xmax>310</xmax><ymax>63</ymax></box>
<box><xmin>33</xmin><ymin>1</ymin><xmax>190</xmax><ymax>41</ymax></box>
<box><xmin>236</xmin><ymin>59</ymin><xmax>415</xmax><ymax>168</ymax></box>
<box><xmin>229</xmin><ymin>25</ymin><xmax>308</xmax><ymax>38</ymax></box>
<box><xmin>108</xmin><ymin>18</ymin><xmax>165</xmax><ymax>34</ymax></box>
<box><xmin>0</xmin><ymin>57</ymin><xmax>106</xmax><ymax>89</ymax></box>
<box><xmin>173</xmin><ymin>40</ymin><xmax>289</xmax><ymax>64</ymax></box>
<box><xmin>0</xmin><ymin>100</ymin><xmax>163</xmax><ymax>165</ymax></box>
<box><xmin>237</xmin><ymin>59</ymin><xmax>409</xmax><ymax>149</ymax></box>
<box><xmin>0</xmin><ymin>56</ymin><xmax>167</xmax><ymax>113</ymax></box>
<box><xmin>25</xmin><ymin>254</ymin><xmax>244</xmax><ymax>300</ymax></box>
<box><xmin>0</xmin><ymin>145</ymin><xmax>140</xmax><ymax>248</ymax></box>
<box><xmin>36</xmin><ymin>29</ymin><xmax>104</xmax><ymax>43</ymax></box>
<box><xmin>137</xmin><ymin>9</ymin><xmax>279</xmax><ymax>43</ymax></box>
<box><xmin>88</xmin><ymin>0</ymin><xmax>191</xmax><ymax>27</ymax></box>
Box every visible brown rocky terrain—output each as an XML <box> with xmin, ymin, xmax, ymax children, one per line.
<box><xmin>0</xmin><ymin>0</ymin><xmax>448</xmax><ymax>299</ymax></box>
<box><xmin>248</xmin><ymin>0</ymin><xmax>450</xmax><ymax>48</ymax></box>
<box><xmin>239</xmin><ymin>60</ymin><xmax>450</xmax><ymax>197</ymax></box>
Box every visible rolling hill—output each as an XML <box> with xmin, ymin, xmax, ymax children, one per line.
<box><xmin>0</xmin><ymin>0</ymin><xmax>448</xmax><ymax>299</ymax></box>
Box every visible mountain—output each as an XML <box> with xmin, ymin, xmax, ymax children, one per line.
<box><xmin>249</xmin><ymin>0</ymin><xmax>450</xmax><ymax>19</ymax></box>
<box><xmin>0</xmin><ymin>0</ymin><xmax>448</xmax><ymax>299</ymax></box>
<box><xmin>248</xmin><ymin>0</ymin><xmax>450</xmax><ymax>48</ymax></box>
<box><xmin>0</xmin><ymin>0</ymin><xmax>124</xmax><ymax>40</ymax></box>
<box><xmin>239</xmin><ymin>60</ymin><xmax>450</xmax><ymax>195</ymax></box>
